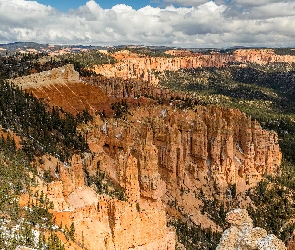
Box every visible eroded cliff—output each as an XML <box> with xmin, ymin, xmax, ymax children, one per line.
<box><xmin>83</xmin><ymin>103</ymin><xmax>281</xmax><ymax>229</ymax></box>
<box><xmin>93</xmin><ymin>49</ymin><xmax>295</xmax><ymax>85</ymax></box>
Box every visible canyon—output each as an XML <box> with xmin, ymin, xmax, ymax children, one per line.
<box><xmin>8</xmin><ymin>48</ymin><xmax>288</xmax><ymax>249</ymax></box>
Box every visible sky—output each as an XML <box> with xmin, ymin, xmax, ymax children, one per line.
<box><xmin>0</xmin><ymin>0</ymin><xmax>295</xmax><ymax>48</ymax></box>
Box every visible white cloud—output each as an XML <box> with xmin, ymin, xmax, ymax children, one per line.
<box><xmin>0</xmin><ymin>0</ymin><xmax>295</xmax><ymax>47</ymax></box>
<box><xmin>230</xmin><ymin>0</ymin><xmax>293</xmax><ymax>7</ymax></box>
<box><xmin>248</xmin><ymin>2</ymin><xmax>295</xmax><ymax>19</ymax></box>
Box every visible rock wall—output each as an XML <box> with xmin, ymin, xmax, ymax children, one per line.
<box><xmin>83</xmin><ymin>104</ymin><xmax>282</xmax><ymax>229</ymax></box>
<box><xmin>85</xmin><ymin>75</ymin><xmax>191</xmax><ymax>101</ymax></box>
<box><xmin>106</xmin><ymin>198</ymin><xmax>174</xmax><ymax>250</ymax></box>
<box><xmin>13</xmin><ymin>56</ymin><xmax>284</xmax><ymax>249</ymax></box>
<box><xmin>288</xmin><ymin>231</ymin><xmax>295</xmax><ymax>250</ymax></box>
<box><xmin>89</xmin><ymin>105</ymin><xmax>281</xmax><ymax>193</ymax></box>
<box><xmin>233</xmin><ymin>49</ymin><xmax>295</xmax><ymax>65</ymax></box>
<box><xmin>94</xmin><ymin>50</ymin><xmax>233</xmax><ymax>84</ymax></box>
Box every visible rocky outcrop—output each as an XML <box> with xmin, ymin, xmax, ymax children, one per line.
<box><xmin>9</xmin><ymin>65</ymin><xmax>113</xmax><ymax>115</ymax></box>
<box><xmin>287</xmin><ymin>231</ymin><xmax>295</xmax><ymax>250</ymax></box>
<box><xmin>94</xmin><ymin>50</ymin><xmax>233</xmax><ymax>84</ymax></box>
<box><xmin>13</xmin><ymin>59</ymin><xmax>284</xmax><ymax>249</ymax></box>
<box><xmin>217</xmin><ymin>209</ymin><xmax>286</xmax><ymax>250</ymax></box>
<box><xmin>28</xmin><ymin>81</ymin><xmax>112</xmax><ymax>115</ymax></box>
<box><xmin>83</xmin><ymin>72</ymin><xmax>282</xmax><ymax>196</ymax></box>
<box><xmin>105</xmin><ymin>197</ymin><xmax>175</xmax><ymax>250</ymax></box>
<box><xmin>9</xmin><ymin>64</ymin><xmax>79</xmax><ymax>89</ymax></box>
<box><xmin>85</xmin><ymin>75</ymin><xmax>193</xmax><ymax>103</ymax></box>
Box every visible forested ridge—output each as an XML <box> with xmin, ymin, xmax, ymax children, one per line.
<box><xmin>0</xmin><ymin>49</ymin><xmax>115</xmax><ymax>79</ymax></box>
<box><xmin>0</xmin><ymin>80</ymin><xmax>92</xmax><ymax>162</ymax></box>
<box><xmin>0</xmin><ymin>52</ymin><xmax>96</xmax><ymax>248</ymax></box>
<box><xmin>0</xmin><ymin>130</ymin><xmax>70</xmax><ymax>249</ymax></box>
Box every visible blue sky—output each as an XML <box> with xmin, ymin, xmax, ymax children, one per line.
<box><xmin>0</xmin><ymin>0</ymin><xmax>295</xmax><ymax>47</ymax></box>
<box><xmin>36</xmin><ymin>0</ymin><xmax>158</xmax><ymax>12</ymax></box>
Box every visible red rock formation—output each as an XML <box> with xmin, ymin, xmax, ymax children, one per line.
<box><xmin>86</xmin><ymin>104</ymin><xmax>282</xmax><ymax>228</ymax></box>
<box><xmin>10</xmin><ymin>65</ymin><xmax>113</xmax><ymax>115</ymax></box>
<box><xmin>85</xmin><ymin>75</ymin><xmax>191</xmax><ymax>103</ymax></box>
<box><xmin>93</xmin><ymin>49</ymin><xmax>295</xmax><ymax>85</ymax></box>
<box><xmin>288</xmin><ymin>231</ymin><xmax>295</xmax><ymax>250</ymax></box>
<box><xmin>233</xmin><ymin>49</ymin><xmax>295</xmax><ymax>65</ymax></box>
<box><xmin>94</xmin><ymin>50</ymin><xmax>233</xmax><ymax>84</ymax></box>
<box><xmin>31</xmin><ymin>152</ymin><xmax>175</xmax><ymax>250</ymax></box>
<box><xmin>28</xmin><ymin>81</ymin><xmax>112</xmax><ymax>115</ymax></box>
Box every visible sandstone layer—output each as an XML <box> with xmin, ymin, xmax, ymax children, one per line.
<box><xmin>288</xmin><ymin>233</ymin><xmax>295</xmax><ymax>250</ymax></box>
<box><xmin>88</xmin><ymin>104</ymin><xmax>281</xmax><ymax>189</ymax></box>
<box><xmin>93</xmin><ymin>49</ymin><xmax>295</xmax><ymax>84</ymax></box>
<box><xmin>9</xmin><ymin>64</ymin><xmax>113</xmax><ymax>115</ymax></box>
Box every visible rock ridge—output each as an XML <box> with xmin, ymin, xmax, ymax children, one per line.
<box><xmin>9</xmin><ymin>64</ymin><xmax>79</xmax><ymax>89</ymax></box>
<box><xmin>93</xmin><ymin>49</ymin><xmax>295</xmax><ymax>84</ymax></box>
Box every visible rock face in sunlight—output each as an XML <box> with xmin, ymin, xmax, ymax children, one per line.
<box><xmin>93</xmin><ymin>49</ymin><xmax>295</xmax><ymax>85</ymax></box>
<box><xmin>288</xmin><ymin>232</ymin><xmax>295</xmax><ymax>250</ymax></box>
<box><xmin>217</xmin><ymin>209</ymin><xmax>287</xmax><ymax>250</ymax></box>
<box><xmin>90</xmin><ymin>101</ymin><xmax>282</xmax><ymax>192</ymax></box>
<box><xmin>26</xmin><ymin>153</ymin><xmax>175</xmax><ymax>250</ymax></box>
<box><xmin>233</xmin><ymin>49</ymin><xmax>295</xmax><ymax>65</ymax></box>
<box><xmin>85</xmin><ymin>104</ymin><xmax>281</xmax><ymax>230</ymax></box>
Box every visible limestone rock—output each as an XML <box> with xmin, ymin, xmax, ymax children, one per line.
<box><xmin>233</xmin><ymin>49</ymin><xmax>295</xmax><ymax>65</ymax></box>
<box><xmin>257</xmin><ymin>234</ymin><xmax>287</xmax><ymax>250</ymax></box>
<box><xmin>34</xmin><ymin>149</ymin><xmax>175</xmax><ymax>250</ymax></box>
<box><xmin>107</xmin><ymin>199</ymin><xmax>175</xmax><ymax>249</ymax></box>
<box><xmin>217</xmin><ymin>209</ymin><xmax>254</xmax><ymax>250</ymax></box>
<box><xmin>95</xmin><ymin>105</ymin><xmax>281</xmax><ymax>192</ymax></box>
<box><xmin>10</xmin><ymin>51</ymin><xmax>285</xmax><ymax>250</ymax></box>
<box><xmin>84</xmin><ymin>103</ymin><xmax>282</xmax><ymax>231</ymax></box>
<box><xmin>217</xmin><ymin>209</ymin><xmax>287</xmax><ymax>250</ymax></box>
<box><xmin>240</xmin><ymin>227</ymin><xmax>267</xmax><ymax>250</ymax></box>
